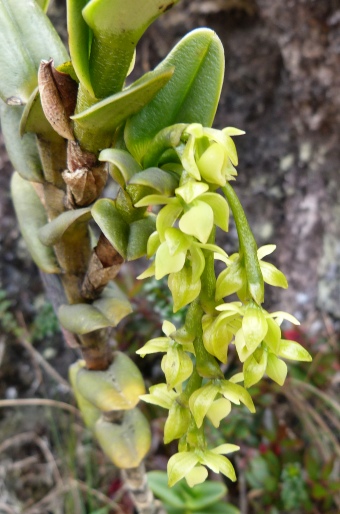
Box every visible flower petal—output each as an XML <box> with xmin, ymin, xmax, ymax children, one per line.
<box><xmin>207</xmin><ymin>398</ymin><xmax>231</xmax><ymax>427</ymax></box>
<box><xmin>179</xmin><ymin>201</ymin><xmax>214</xmax><ymax>244</ymax></box>
<box><xmin>266</xmin><ymin>353</ymin><xmax>287</xmax><ymax>386</ymax></box>
<box><xmin>175</xmin><ymin>180</ymin><xmax>209</xmax><ymax>204</ymax></box>
<box><xmin>243</xmin><ymin>349</ymin><xmax>268</xmax><ymax>388</ymax></box>
<box><xmin>200</xmin><ymin>192</ymin><xmax>229</xmax><ymax>232</ymax></box>
<box><xmin>155</xmin><ymin>242</ymin><xmax>186</xmax><ymax>279</ymax></box>
<box><xmin>167</xmin><ymin>452</ymin><xmax>199</xmax><ymax>487</ymax></box>
<box><xmin>189</xmin><ymin>383</ymin><xmax>219</xmax><ymax>428</ymax></box>
<box><xmin>156</xmin><ymin>202</ymin><xmax>183</xmax><ymax>242</ymax></box>
<box><xmin>278</xmin><ymin>340</ymin><xmax>312</xmax><ymax>362</ymax></box>
<box><xmin>260</xmin><ymin>261</ymin><xmax>288</xmax><ymax>289</ymax></box>
<box><xmin>136</xmin><ymin>337</ymin><xmax>169</xmax><ymax>356</ymax></box>
<box><xmin>185</xmin><ymin>466</ymin><xmax>208</xmax><ymax>488</ymax></box>
<box><xmin>242</xmin><ymin>304</ymin><xmax>268</xmax><ymax>353</ymax></box>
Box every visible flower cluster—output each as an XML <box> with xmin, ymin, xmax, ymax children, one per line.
<box><xmin>135</xmin><ymin>124</ymin><xmax>312</xmax><ymax>488</ymax></box>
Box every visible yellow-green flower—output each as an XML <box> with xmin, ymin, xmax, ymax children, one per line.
<box><xmin>215</xmin><ymin>244</ymin><xmax>289</xmax><ymax>301</ymax></box>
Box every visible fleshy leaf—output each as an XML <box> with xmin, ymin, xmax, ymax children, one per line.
<box><xmin>95</xmin><ymin>408</ymin><xmax>151</xmax><ymax>468</ymax></box>
<box><xmin>125</xmin><ymin>28</ymin><xmax>224</xmax><ymax>163</ymax></box>
<box><xmin>130</xmin><ymin>168</ymin><xmax>179</xmax><ymax>196</ymax></box>
<box><xmin>99</xmin><ymin>148</ymin><xmax>142</xmax><ymax>187</ymax></box>
<box><xmin>39</xmin><ymin>208</ymin><xmax>92</xmax><ymax>246</ymax></box>
<box><xmin>83</xmin><ymin>0</ymin><xmax>179</xmax><ymax>97</ymax></box>
<box><xmin>72</xmin><ymin>68</ymin><xmax>174</xmax><ymax>134</ymax></box>
<box><xmin>77</xmin><ymin>351</ymin><xmax>145</xmax><ymax>411</ymax></box>
<box><xmin>58</xmin><ymin>284</ymin><xmax>132</xmax><ymax>334</ymax></box>
<box><xmin>69</xmin><ymin>360</ymin><xmax>101</xmax><ymax>429</ymax></box>
<box><xmin>0</xmin><ymin>102</ymin><xmax>43</xmax><ymax>182</ymax></box>
<box><xmin>67</xmin><ymin>0</ymin><xmax>92</xmax><ymax>94</ymax></box>
<box><xmin>0</xmin><ymin>0</ymin><xmax>68</xmax><ymax>103</ymax></box>
<box><xmin>10</xmin><ymin>173</ymin><xmax>59</xmax><ymax>273</ymax></box>
<box><xmin>127</xmin><ymin>216</ymin><xmax>156</xmax><ymax>261</ymax></box>
<box><xmin>92</xmin><ymin>199</ymin><xmax>129</xmax><ymax>258</ymax></box>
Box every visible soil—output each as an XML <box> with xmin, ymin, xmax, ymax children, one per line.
<box><xmin>1</xmin><ymin>0</ymin><xmax>340</xmax><ymax>513</ymax></box>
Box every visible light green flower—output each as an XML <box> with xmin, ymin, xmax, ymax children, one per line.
<box><xmin>179</xmin><ymin>124</ymin><xmax>245</xmax><ymax>187</ymax></box>
<box><xmin>140</xmin><ymin>383</ymin><xmax>191</xmax><ymax>443</ymax></box>
<box><xmin>137</xmin><ymin>320</ymin><xmax>194</xmax><ymax>390</ymax></box>
<box><xmin>167</xmin><ymin>444</ymin><xmax>239</xmax><ymax>487</ymax></box>
<box><xmin>215</xmin><ymin>244</ymin><xmax>289</xmax><ymax>301</ymax></box>
<box><xmin>188</xmin><ymin>379</ymin><xmax>255</xmax><ymax>429</ymax></box>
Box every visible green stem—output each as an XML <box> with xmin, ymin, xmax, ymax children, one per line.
<box><xmin>222</xmin><ymin>182</ymin><xmax>264</xmax><ymax>304</ymax></box>
<box><xmin>179</xmin><ymin>368</ymin><xmax>202</xmax><ymax>405</ymax></box>
<box><xmin>200</xmin><ymin>228</ymin><xmax>217</xmax><ymax>314</ymax></box>
<box><xmin>187</xmin><ymin>300</ymin><xmax>223</xmax><ymax>380</ymax></box>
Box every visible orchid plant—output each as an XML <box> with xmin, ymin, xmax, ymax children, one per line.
<box><xmin>0</xmin><ymin>0</ymin><xmax>312</xmax><ymax>511</ymax></box>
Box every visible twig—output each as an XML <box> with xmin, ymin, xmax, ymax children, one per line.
<box><xmin>0</xmin><ymin>430</ymin><xmax>62</xmax><ymax>487</ymax></box>
<box><xmin>15</xmin><ymin>311</ymin><xmax>71</xmax><ymax>393</ymax></box>
<box><xmin>72</xmin><ymin>479</ymin><xmax>125</xmax><ymax>513</ymax></box>
<box><xmin>0</xmin><ymin>398</ymin><xmax>80</xmax><ymax>416</ymax></box>
<box><xmin>23</xmin><ymin>479</ymin><xmax>125</xmax><ymax>514</ymax></box>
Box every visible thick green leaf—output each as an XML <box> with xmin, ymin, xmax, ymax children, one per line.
<box><xmin>125</xmin><ymin>28</ymin><xmax>225</xmax><ymax>163</ymax></box>
<box><xmin>10</xmin><ymin>172</ymin><xmax>59</xmax><ymax>273</ymax></box>
<box><xmin>99</xmin><ymin>148</ymin><xmax>142</xmax><ymax>187</ymax></box>
<box><xmin>0</xmin><ymin>102</ymin><xmax>43</xmax><ymax>182</ymax></box>
<box><xmin>82</xmin><ymin>0</ymin><xmax>180</xmax><ymax>97</ymax></box>
<box><xmin>39</xmin><ymin>208</ymin><xmax>92</xmax><ymax>246</ymax></box>
<box><xmin>67</xmin><ymin>0</ymin><xmax>93</xmax><ymax>94</ymax></box>
<box><xmin>77</xmin><ymin>351</ymin><xmax>144</xmax><ymax>411</ymax></box>
<box><xmin>95</xmin><ymin>409</ymin><xmax>151</xmax><ymax>468</ymax></box>
<box><xmin>129</xmin><ymin>168</ymin><xmax>179</xmax><ymax>195</ymax></box>
<box><xmin>147</xmin><ymin>472</ymin><xmax>185</xmax><ymax>509</ymax></box>
<box><xmin>20</xmin><ymin>87</ymin><xmax>64</xmax><ymax>145</ymax></box>
<box><xmin>58</xmin><ymin>284</ymin><xmax>132</xmax><ymax>334</ymax></box>
<box><xmin>0</xmin><ymin>0</ymin><xmax>68</xmax><ymax>103</ymax></box>
<box><xmin>92</xmin><ymin>199</ymin><xmax>129</xmax><ymax>258</ymax></box>
<box><xmin>127</xmin><ymin>217</ymin><xmax>156</xmax><ymax>261</ymax></box>
<box><xmin>71</xmin><ymin>68</ymin><xmax>174</xmax><ymax>134</ymax></box>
